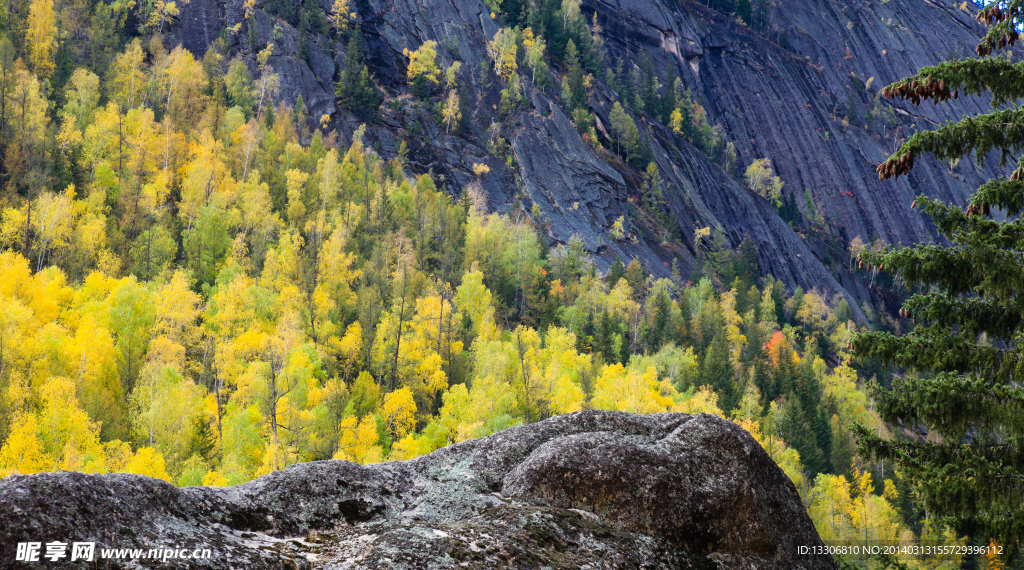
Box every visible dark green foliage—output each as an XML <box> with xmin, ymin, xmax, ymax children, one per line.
<box><xmin>411</xmin><ymin>74</ymin><xmax>429</xmax><ymax>100</ymax></box>
<box><xmin>294</xmin><ymin>94</ymin><xmax>310</xmax><ymax>139</ymax></box>
<box><xmin>854</xmin><ymin>5</ymin><xmax>1024</xmax><ymax>555</ymax></box>
<box><xmin>702</xmin><ymin>329</ymin><xmax>735</xmax><ymax>409</ymax></box>
<box><xmin>88</xmin><ymin>3</ymin><xmax>122</xmax><ymax>76</ymax></box>
<box><xmin>565</xmin><ymin>40</ymin><xmax>586</xmax><ymax>110</ymax></box>
<box><xmin>777</xmin><ymin>396</ymin><xmax>826</xmax><ymax>476</ymax></box>
<box><xmin>129</xmin><ymin>225</ymin><xmax>178</xmax><ymax>281</ymax></box>
<box><xmin>226</xmin><ymin>58</ymin><xmax>256</xmax><ymax>117</ymax></box>
<box><xmin>829</xmin><ymin>415</ymin><xmax>855</xmax><ymax>479</ymax></box>
<box><xmin>574</xmin><ymin>23</ymin><xmax>598</xmax><ymax>76</ymax></box>
<box><xmin>184</xmin><ymin>206</ymin><xmax>232</xmax><ymax>288</ymax></box>
<box><xmin>499</xmin><ymin>0</ymin><xmax>529</xmax><ymax>27</ymax></box>
<box><xmin>618</xmin><ymin>58</ymin><xmax>637</xmax><ymax>111</ymax></box>
<box><xmin>659</xmin><ymin>67</ymin><xmax>679</xmax><ymax>125</ymax></box>
<box><xmin>646</xmin><ymin>285</ymin><xmax>672</xmax><ymax>352</ymax></box>
<box><xmin>638</xmin><ymin>54</ymin><xmax>658</xmax><ymax>118</ymax></box>
<box><xmin>736</xmin><ymin>0</ymin><xmax>752</xmax><ymax>25</ymax></box>
<box><xmin>458</xmin><ymin>87</ymin><xmax>473</xmax><ymax>131</ymax></box>
<box><xmin>594</xmin><ymin>309</ymin><xmax>617</xmax><ymax>363</ymax></box>
<box><xmin>843</xmin><ymin>89</ymin><xmax>860</xmax><ymax>124</ymax></box>
<box><xmin>751</xmin><ymin>0</ymin><xmax>769</xmax><ymax>31</ymax></box>
<box><xmin>336</xmin><ymin>28</ymin><xmax>380</xmax><ymax>120</ymax></box>
<box><xmin>742</xmin><ymin>308</ymin><xmax>764</xmax><ymax>366</ymax></box>
<box><xmin>671</xmin><ymin>89</ymin><xmax>723</xmax><ymax>160</ymax></box>
<box><xmin>411</xmin><ymin>176</ymin><xmax>468</xmax><ymax>283</ymax></box>
<box><xmin>769</xmin><ymin>277</ymin><xmax>786</xmax><ymax>324</ymax></box>
<box><xmin>707</xmin><ymin>0</ymin><xmax>736</xmax><ymax>15</ymax></box>
<box><xmin>607</xmin><ymin>257</ymin><xmax>626</xmax><ymax>287</ymax></box>
<box><xmin>736</xmin><ymin>237</ymin><xmax>759</xmax><ymax>290</ymax></box>
<box><xmin>640</xmin><ymin>163</ymin><xmax>681</xmax><ymax>240</ymax></box>
<box><xmin>264</xmin><ymin>0</ymin><xmax>299</xmax><ymax>24</ymax></box>
<box><xmin>606</xmin><ymin>57</ymin><xmax>624</xmax><ymax>98</ymax></box>
<box><xmin>189</xmin><ymin>417</ymin><xmax>216</xmax><ymax>461</ymax></box>
<box><xmin>778</xmin><ymin>189</ymin><xmax>801</xmax><ymax>226</ymax></box>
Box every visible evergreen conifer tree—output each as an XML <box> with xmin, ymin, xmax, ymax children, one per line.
<box><xmin>336</xmin><ymin>27</ymin><xmax>380</xmax><ymax>120</ymax></box>
<box><xmin>659</xmin><ymin>64</ymin><xmax>678</xmax><ymax>125</ymax></box>
<box><xmin>565</xmin><ymin>39</ymin><xmax>586</xmax><ymax>110</ymax></box>
<box><xmin>852</xmin><ymin>4</ymin><xmax>1024</xmax><ymax>555</ymax></box>
<box><xmin>608</xmin><ymin>256</ymin><xmax>626</xmax><ymax>287</ymax></box>
<box><xmin>702</xmin><ymin>330</ymin><xmax>734</xmax><ymax>407</ymax></box>
<box><xmin>639</xmin><ymin>54</ymin><xmax>658</xmax><ymax>118</ymax></box>
<box><xmin>736</xmin><ymin>0</ymin><xmax>752</xmax><ymax>25</ymax></box>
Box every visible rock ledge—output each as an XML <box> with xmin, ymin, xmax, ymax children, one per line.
<box><xmin>0</xmin><ymin>411</ymin><xmax>836</xmax><ymax>569</ymax></box>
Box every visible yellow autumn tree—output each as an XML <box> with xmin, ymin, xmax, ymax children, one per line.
<box><xmin>331</xmin><ymin>0</ymin><xmax>353</xmax><ymax>30</ymax></box>
<box><xmin>382</xmin><ymin>387</ymin><xmax>417</xmax><ymax>438</ymax></box>
<box><xmin>442</xmin><ymin>89</ymin><xmax>460</xmax><ymax>133</ymax></box>
<box><xmin>538</xmin><ymin>327</ymin><xmax>588</xmax><ymax>414</ymax></box>
<box><xmin>333</xmin><ymin>415</ymin><xmax>383</xmax><ymax>464</ymax></box>
<box><xmin>202</xmin><ymin>470</ymin><xmax>229</xmax><ymax>486</ymax></box>
<box><xmin>719</xmin><ymin>289</ymin><xmax>747</xmax><ymax>375</ymax></box>
<box><xmin>675</xmin><ymin>385</ymin><xmax>724</xmax><ymax>416</ymax></box>
<box><xmin>123</xmin><ymin>446</ymin><xmax>172</xmax><ymax>481</ymax></box>
<box><xmin>130</xmin><ymin>363</ymin><xmax>205</xmax><ymax>472</ymax></box>
<box><xmin>36</xmin><ymin>377</ymin><xmax>105</xmax><ymax>472</ymax></box>
<box><xmin>323</xmin><ymin>321</ymin><xmax>361</xmax><ymax>381</ymax></box>
<box><xmin>0</xmin><ymin>413</ymin><xmax>49</xmax><ymax>476</ymax></box>
<box><xmin>744</xmin><ymin>158</ymin><xmax>784</xmax><ymax>205</ymax></box>
<box><xmin>670</xmin><ymin>107</ymin><xmax>685</xmax><ymax>134</ymax></box>
<box><xmin>389</xmin><ymin>431</ymin><xmax>429</xmax><ymax>461</ymax></box>
<box><xmin>592</xmin><ymin>364</ymin><xmax>673</xmax><ymax>414</ymax></box>
<box><xmin>406</xmin><ymin>40</ymin><xmax>441</xmax><ymax>84</ymax></box>
<box><xmin>26</xmin><ymin>0</ymin><xmax>58</xmax><ymax>78</ymax></box>
<box><xmin>455</xmin><ymin>267</ymin><xmax>496</xmax><ymax>340</ymax></box>
<box><xmin>286</xmin><ymin>169</ymin><xmax>309</xmax><ymax>226</ymax></box>
<box><xmin>489</xmin><ymin>28</ymin><xmax>518</xmax><ymax>81</ymax></box>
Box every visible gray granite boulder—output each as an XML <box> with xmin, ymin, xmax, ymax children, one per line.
<box><xmin>0</xmin><ymin>411</ymin><xmax>834</xmax><ymax>568</ymax></box>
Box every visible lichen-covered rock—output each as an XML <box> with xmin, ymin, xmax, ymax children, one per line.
<box><xmin>0</xmin><ymin>411</ymin><xmax>836</xmax><ymax>568</ymax></box>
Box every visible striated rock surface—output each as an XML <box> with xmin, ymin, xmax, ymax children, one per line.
<box><xmin>161</xmin><ymin>0</ymin><xmax>997</xmax><ymax>308</ymax></box>
<box><xmin>0</xmin><ymin>411</ymin><xmax>835</xmax><ymax>569</ymax></box>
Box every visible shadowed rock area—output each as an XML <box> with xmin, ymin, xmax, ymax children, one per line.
<box><xmin>0</xmin><ymin>411</ymin><xmax>835</xmax><ymax>568</ymax></box>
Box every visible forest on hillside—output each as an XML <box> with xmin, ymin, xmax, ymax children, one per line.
<box><xmin>0</xmin><ymin>0</ymin><xmax>1009</xmax><ymax>567</ymax></box>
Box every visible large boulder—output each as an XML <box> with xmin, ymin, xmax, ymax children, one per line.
<box><xmin>0</xmin><ymin>411</ymin><xmax>836</xmax><ymax>568</ymax></box>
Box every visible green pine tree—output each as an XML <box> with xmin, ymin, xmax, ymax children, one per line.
<box><xmin>639</xmin><ymin>54</ymin><xmax>658</xmax><ymax>118</ymax></box>
<box><xmin>607</xmin><ymin>257</ymin><xmax>626</xmax><ymax>287</ymax></box>
<box><xmin>852</xmin><ymin>4</ymin><xmax>1024</xmax><ymax>556</ymax></box>
<box><xmin>609</xmin><ymin>102</ymin><xmax>640</xmax><ymax>163</ymax></box>
<box><xmin>646</xmin><ymin>285</ymin><xmax>672</xmax><ymax>352</ymax></box>
<box><xmin>336</xmin><ymin>27</ymin><xmax>380</xmax><ymax>119</ymax></box>
<box><xmin>777</xmin><ymin>396</ymin><xmax>825</xmax><ymax>476</ymax></box>
<box><xmin>702</xmin><ymin>328</ymin><xmax>734</xmax><ymax>408</ymax></box>
<box><xmin>736</xmin><ymin>0</ymin><xmax>752</xmax><ymax>25</ymax></box>
<box><xmin>564</xmin><ymin>39</ymin><xmax>586</xmax><ymax>110</ymax></box>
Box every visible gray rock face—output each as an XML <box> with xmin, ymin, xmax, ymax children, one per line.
<box><xmin>513</xmin><ymin>95</ymin><xmax>639</xmax><ymax>258</ymax></box>
<box><xmin>0</xmin><ymin>412</ymin><xmax>835</xmax><ymax>569</ymax></box>
<box><xmin>583</xmin><ymin>0</ymin><xmax>996</xmax><ymax>300</ymax></box>
<box><xmin>641</xmin><ymin>0</ymin><xmax>992</xmax><ymax>248</ymax></box>
<box><xmin>162</xmin><ymin>0</ymin><xmax>993</xmax><ymax>306</ymax></box>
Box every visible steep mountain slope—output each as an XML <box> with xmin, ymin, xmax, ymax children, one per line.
<box><xmin>168</xmin><ymin>0</ymin><xmax>989</xmax><ymax>308</ymax></box>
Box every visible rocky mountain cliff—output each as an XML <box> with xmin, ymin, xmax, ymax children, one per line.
<box><xmin>0</xmin><ymin>411</ymin><xmax>837</xmax><ymax>568</ymax></box>
<box><xmin>170</xmin><ymin>0</ymin><xmax>991</xmax><ymax>309</ymax></box>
